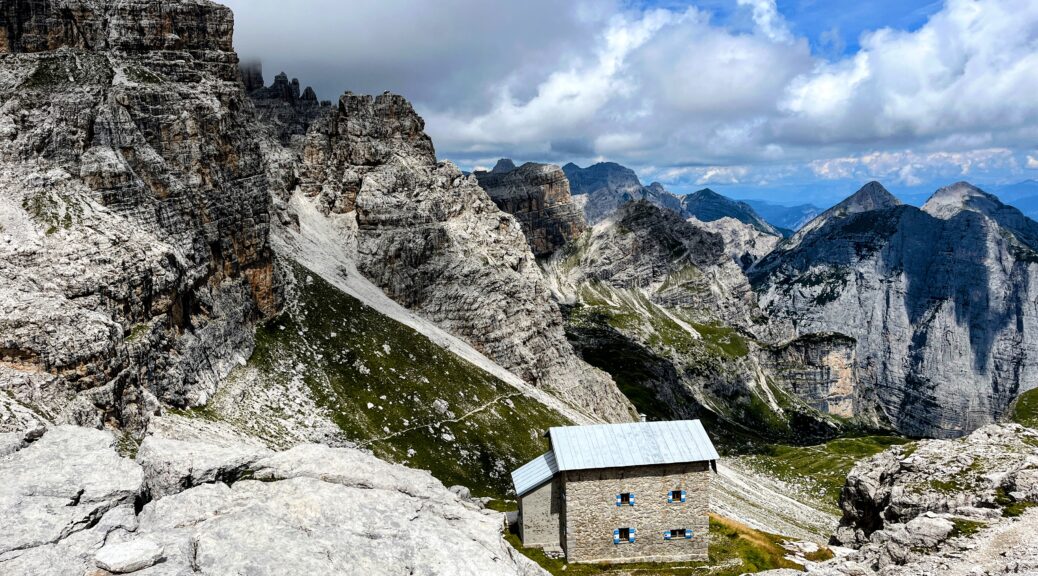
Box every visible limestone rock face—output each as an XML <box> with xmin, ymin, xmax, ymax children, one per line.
<box><xmin>296</xmin><ymin>93</ymin><xmax>634</xmax><ymax>423</ymax></box>
<box><xmin>0</xmin><ymin>425</ymin><xmax>549</xmax><ymax>576</ymax></box>
<box><xmin>687</xmin><ymin>215</ymin><xmax>781</xmax><ymax>269</ymax></box>
<box><xmin>563</xmin><ymin>162</ymin><xmax>684</xmax><ymax>223</ymax></box>
<box><xmin>770</xmin><ymin>425</ymin><xmax>1038</xmax><ymax>576</ymax></box>
<box><xmin>475</xmin><ymin>161</ymin><xmax>588</xmax><ymax>257</ymax></box>
<box><xmin>762</xmin><ymin>333</ymin><xmax>859</xmax><ymax>418</ymax></box>
<box><xmin>0</xmin><ymin>0</ymin><xmax>277</xmax><ymax>431</ymax></box>
<box><xmin>136</xmin><ymin>436</ymin><xmax>272</xmax><ymax>500</ymax></box>
<box><xmin>752</xmin><ymin>182</ymin><xmax>1038</xmax><ymax>437</ymax></box>
<box><xmin>577</xmin><ymin>201</ymin><xmax>756</xmax><ymax>325</ymax></box>
<box><xmin>242</xmin><ymin>62</ymin><xmax>331</xmax><ymax>145</ymax></box>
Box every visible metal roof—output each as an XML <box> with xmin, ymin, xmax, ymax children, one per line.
<box><xmin>512</xmin><ymin>451</ymin><xmax>558</xmax><ymax>497</ymax></box>
<box><xmin>548</xmin><ymin>420</ymin><xmax>719</xmax><ymax>472</ymax></box>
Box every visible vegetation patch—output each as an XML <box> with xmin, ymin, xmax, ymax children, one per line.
<box><xmin>22</xmin><ymin>191</ymin><xmax>82</xmax><ymax>234</ymax></box>
<box><xmin>1010</xmin><ymin>388</ymin><xmax>1038</xmax><ymax>429</ymax></box>
<box><xmin>504</xmin><ymin>514</ymin><xmax>806</xmax><ymax>576</ymax></box>
<box><xmin>739</xmin><ymin>436</ymin><xmax>913</xmax><ymax>511</ymax></box>
<box><xmin>949</xmin><ymin>518</ymin><xmax>985</xmax><ymax>539</ymax></box>
<box><xmin>996</xmin><ymin>487</ymin><xmax>1038</xmax><ymax>518</ymax></box>
<box><xmin>241</xmin><ymin>262</ymin><xmax>570</xmax><ymax>498</ymax></box>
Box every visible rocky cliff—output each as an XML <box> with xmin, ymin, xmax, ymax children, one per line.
<box><xmin>240</xmin><ymin>62</ymin><xmax>330</xmax><ymax>145</ymax></box>
<box><xmin>474</xmin><ymin>160</ymin><xmax>587</xmax><ymax>257</ymax></box>
<box><xmin>0</xmin><ymin>0</ymin><xmax>277</xmax><ymax>432</ymax></box>
<box><xmin>752</xmin><ymin>182</ymin><xmax>1038</xmax><ymax>437</ymax></box>
<box><xmin>292</xmin><ymin>93</ymin><xmax>634</xmax><ymax>423</ymax></box>
<box><xmin>562</xmin><ymin>162</ymin><xmax>684</xmax><ymax>223</ymax></box>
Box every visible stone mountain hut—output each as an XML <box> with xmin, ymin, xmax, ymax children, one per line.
<box><xmin>511</xmin><ymin>420</ymin><xmax>719</xmax><ymax>564</ymax></box>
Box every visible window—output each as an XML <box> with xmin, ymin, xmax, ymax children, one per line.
<box><xmin>615</xmin><ymin>492</ymin><xmax>635</xmax><ymax>506</ymax></box>
<box><xmin>667</xmin><ymin>489</ymin><xmax>687</xmax><ymax>503</ymax></box>
<box><xmin>664</xmin><ymin>528</ymin><xmax>693</xmax><ymax>540</ymax></box>
<box><xmin>613</xmin><ymin>527</ymin><xmax>636</xmax><ymax>544</ymax></box>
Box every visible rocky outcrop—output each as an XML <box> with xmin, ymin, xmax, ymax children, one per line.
<box><xmin>0</xmin><ymin>0</ymin><xmax>277</xmax><ymax>432</ymax></box>
<box><xmin>762</xmin><ymin>334</ymin><xmax>858</xmax><ymax>418</ymax></box>
<box><xmin>752</xmin><ymin>181</ymin><xmax>1038</xmax><ymax>437</ymax></box>
<box><xmin>769</xmin><ymin>424</ymin><xmax>1038</xmax><ymax>576</ymax></box>
<box><xmin>294</xmin><ymin>92</ymin><xmax>634</xmax><ymax>423</ymax></box>
<box><xmin>687</xmin><ymin>215</ymin><xmax>781</xmax><ymax>269</ymax></box>
<box><xmin>0</xmin><ymin>425</ymin><xmax>548</xmax><ymax>575</ymax></box>
<box><xmin>563</xmin><ymin>162</ymin><xmax>683</xmax><ymax>223</ymax></box>
<box><xmin>241</xmin><ymin>62</ymin><xmax>330</xmax><ymax>145</ymax></box>
<box><xmin>681</xmin><ymin>188</ymin><xmax>782</xmax><ymax>236</ymax></box>
<box><xmin>475</xmin><ymin>161</ymin><xmax>588</xmax><ymax>257</ymax></box>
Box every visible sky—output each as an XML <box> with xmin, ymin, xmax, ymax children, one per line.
<box><xmin>222</xmin><ymin>0</ymin><xmax>1038</xmax><ymax>207</ymax></box>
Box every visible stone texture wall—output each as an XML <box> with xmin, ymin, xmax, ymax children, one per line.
<box><xmin>562</xmin><ymin>462</ymin><xmax>711</xmax><ymax>564</ymax></box>
<box><xmin>0</xmin><ymin>0</ymin><xmax>277</xmax><ymax>432</ymax></box>
<box><xmin>519</xmin><ymin>478</ymin><xmax>563</xmax><ymax>548</ymax></box>
<box><xmin>474</xmin><ymin>162</ymin><xmax>587</xmax><ymax>258</ymax></box>
<box><xmin>763</xmin><ymin>333</ymin><xmax>859</xmax><ymax>418</ymax></box>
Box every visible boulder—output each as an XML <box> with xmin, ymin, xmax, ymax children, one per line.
<box><xmin>94</xmin><ymin>539</ymin><xmax>164</xmax><ymax>573</ymax></box>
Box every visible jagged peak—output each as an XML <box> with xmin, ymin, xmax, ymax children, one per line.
<box><xmin>491</xmin><ymin>158</ymin><xmax>517</xmax><ymax>174</ymax></box>
<box><xmin>832</xmin><ymin>181</ymin><xmax>901</xmax><ymax>215</ymax></box>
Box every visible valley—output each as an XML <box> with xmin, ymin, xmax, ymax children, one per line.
<box><xmin>0</xmin><ymin>1</ymin><xmax>1036</xmax><ymax>575</ymax></box>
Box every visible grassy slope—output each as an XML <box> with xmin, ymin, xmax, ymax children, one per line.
<box><xmin>1010</xmin><ymin>388</ymin><xmax>1038</xmax><ymax>428</ymax></box>
<box><xmin>737</xmin><ymin>436</ymin><xmax>912</xmax><ymax>511</ymax></box>
<box><xmin>565</xmin><ymin>281</ymin><xmax>830</xmax><ymax>443</ymax></box>
<box><xmin>194</xmin><ymin>261</ymin><xmax>570</xmax><ymax>499</ymax></box>
<box><xmin>505</xmin><ymin>514</ymin><xmax>807</xmax><ymax>576</ymax></box>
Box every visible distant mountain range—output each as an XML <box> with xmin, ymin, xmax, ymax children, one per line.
<box><xmin>740</xmin><ymin>200</ymin><xmax>821</xmax><ymax>235</ymax></box>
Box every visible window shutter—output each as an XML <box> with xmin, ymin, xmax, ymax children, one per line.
<box><xmin>614</xmin><ymin>529</ymin><xmax>620</xmax><ymax>544</ymax></box>
<box><xmin>663</xmin><ymin>530</ymin><xmax>671</xmax><ymax>540</ymax></box>
<box><xmin>616</xmin><ymin>494</ymin><xmax>621</xmax><ymax>507</ymax></box>
<box><xmin>667</xmin><ymin>491</ymin><xmax>673</xmax><ymax>503</ymax></box>
<box><xmin>680</xmin><ymin>490</ymin><xmax>687</xmax><ymax>503</ymax></box>
<box><xmin>630</xmin><ymin>527</ymin><xmax>636</xmax><ymax>543</ymax></box>
<box><xmin>629</xmin><ymin>493</ymin><xmax>635</xmax><ymax>506</ymax></box>
<box><xmin>685</xmin><ymin>528</ymin><xmax>693</xmax><ymax>539</ymax></box>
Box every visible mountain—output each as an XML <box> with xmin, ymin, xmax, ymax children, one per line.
<box><xmin>539</xmin><ymin>200</ymin><xmax>847</xmax><ymax>441</ymax></box>
<box><xmin>752</xmin><ymin>181</ymin><xmax>1038</xmax><ymax>438</ymax></box>
<box><xmin>742</xmin><ymin>199</ymin><xmax>821</xmax><ymax>233</ymax></box>
<box><xmin>681</xmin><ymin>188</ymin><xmax>782</xmax><ymax>236</ymax></box>
<box><xmin>474</xmin><ymin>161</ymin><xmax>588</xmax><ymax>257</ymax></box>
<box><xmin>0</xmin><ymin>0</ymin><xmax>277</xmax><ymax>432</ymax></box>
<box><xmin>562</xmin><ymin>162</ymin><xmax>683</xmax><ymax>222</ymax></box>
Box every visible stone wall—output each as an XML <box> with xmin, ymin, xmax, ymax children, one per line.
<box><xmin>562</xmin><ymin>462</ymin><xmax>711</xmax><ymax>564</ymax></box>
<box><xmin>519</xmin><ymin>477</ymin><xmax>563</xmax><ymax>548</ymax></box>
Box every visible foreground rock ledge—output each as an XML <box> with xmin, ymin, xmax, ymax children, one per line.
<box><xmin>0</xmin><ymin>426</ymin><xmax>547</xmax><ymax>576</ymax></box>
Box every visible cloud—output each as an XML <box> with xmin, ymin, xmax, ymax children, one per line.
<box><xmin>809</xmin><ymin>149</ymin><xmax>1018</xmax><ymax>186</ymax></box>
<box><xmin>736</xmin><ymin>0</ymin><xmax>793</xmax><ymax>43</ymax></box>
<box><xmin>222</xmin><ymin>0</ymin><xmax>1038</xmax><ymax>196</ymax></box>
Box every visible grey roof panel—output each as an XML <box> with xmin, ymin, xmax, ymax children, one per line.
<box><xmin>512</xmin><ymin>451</ymin><xmax>558</xmax><ymax>497</ymax></box>
<box><xmin>548</xmin><ymin>420</ymin><xmax>719</xmax><ymax>472</ymax></box>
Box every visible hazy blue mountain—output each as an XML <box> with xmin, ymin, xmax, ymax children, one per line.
<box><xmin>742</xmin><ymin>199</ymin><xmax>821</xmax><ymax>233</ymax></box>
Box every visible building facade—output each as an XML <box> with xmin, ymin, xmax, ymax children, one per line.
<box><xmin>512</xmin><ymin>420</ymin><xmax>718</xmax><ymax>564</ymax></box>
